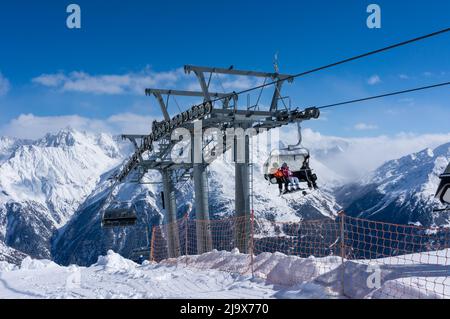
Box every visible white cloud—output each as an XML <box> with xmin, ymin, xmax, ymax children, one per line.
<box><xmin>367</xmin><ymin>74</ymin><xmax>381</xmax><ymax>85</ymax></box>
<box><xmin>32</xmin><ymin>73</ymin><xmax>67</xmax><ymax>87</ymax></box>
<box><xmin>32</xmin><ymin>67</ymin><xmax>189</xmax><ymax>95</ymax></box>
<box><xmin>294</xmin><ymin>128</ymin><xmax>450</xmax><ymax>182</ymax></box>
<box><xmin>0</xmin><ymin>72</ymin><xmax>11</xmax><ymax>96</ymax></box>
<box><xmin>399</xmin><ymin>74</ymin><xmax>409</xmax><ymax>80</ymax></box>
<box><xmin>219</xmin><ymin>77</ymin><xmax>262</xmax><ymax>91</ymax></box>
<box><xmin>32</xmin><ymin>67</ymin><xmax>264</xmax><ymax>96</ymax></box>
<box><xmin>354</xmin><ymin>123</ymin><xmax>378</xmax><ymax>131</ymax></box>
<box><xmin>0</xmin><ymin>113</ymin><xmax>157</xmax><ymax>139</ymax></box>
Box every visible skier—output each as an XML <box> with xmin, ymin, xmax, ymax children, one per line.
<box><xmin>274</xmin><ymin>167</ymin><xmax>286</xmax><ymax>195</ymax></box>
<box><xmin>281</xmin><ymin>163</ymin><xmax>300</xmax><ymax>193</ymax></box>
<box><xmin>294</xmin><ymin>154</ymin><xmax>318</xmax><ymax>190</ymax></box>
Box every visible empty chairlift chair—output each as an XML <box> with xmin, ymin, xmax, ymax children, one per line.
<box><xmin>102</xmin><ymin>201</ymin><xmax>138</xmax><ymax>227</ymax></box>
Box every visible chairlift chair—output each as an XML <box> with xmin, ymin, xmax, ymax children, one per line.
<box><xmin>263</xmin><ymin>122</ymin><xmax>318</xmax><ymax>193</ymax></box>
<box><xmin>102</xmin><ymin>200</ymin><xmax>138</xmax><ymax>228</ymax></box>
<box><xmin>435</xmin><ymin>163</ymin><xmax>450</xmax><ymax>205</ymax></box>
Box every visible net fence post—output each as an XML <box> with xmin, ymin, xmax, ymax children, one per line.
<box><xmin>150</xmin><ymin>225</ymin><xmax>156</xmax><ymax>262</ymax></box>
<box><xmin>339</xmin><ymin>210</ymin><xmax>346</xmax><ymax>296</ymax></box>
<box><xmin>185</xmin><ymin>213</ymin><xmax>189</xmax><ymax>266</ymax></box>
<box><xmin>250</xmin><ymin>209</ymin><xmax>255</xmax><ymax>277</ymax></box>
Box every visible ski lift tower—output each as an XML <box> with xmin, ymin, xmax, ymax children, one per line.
<box><xmin>114</xmin><ymin>65</ymin><xmax>320</xmax><ymax>258</ymax></box>
<box><xmin>183</xmin><ymin>65</ymin><xmax>296</xmax><ymax>254</ymax></box>
<box><xmin>143</xmin><ymin>88</ymin><xmax>231</xmax><ymax>256</ymax></box>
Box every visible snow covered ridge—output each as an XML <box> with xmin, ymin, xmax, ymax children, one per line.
<box><xmin>0</xmin><ymin>249</ymin><xmax>448</xmax><ymax>299</ymax></box>
<box><xmin>0</xmin><ymin>241</ymin><xmax>27</xmax><ymax>264</ymax></box>
<box><xmin>1</xmin><ymin>127</ymin><xmax>450</xmax><ymax>265</ymax></box>
<box><xmin>4</xmin><ymin>127</ymin><xmax>338</xmax><ymax>265</ymax></box>
<box><xmin>52</xmin><ymin>129</ymin><xmax>342</xmax><ymax>266</ymax></box>
<box><xmin>0</xmin><ymin>128</ymin><xmax>125</xmax><ymax>221</ymax></box>
<box><xmin>338</xmin><ymin>143</ymin><xmax>450</xmax><ymax>227</ymax></box>
<box><xmin>0</xmin><ymin>136</ymin><xmax>30</xmax><ymax>164</ymax></box>
<box><xmin>0</xmin><ymin>128</ymin><xmax>131</xmax><ymax>260</ymax></box>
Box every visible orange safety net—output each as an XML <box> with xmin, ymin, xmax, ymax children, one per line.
<box><xmin>343</xmin><ymin>214</ymin><xmax>450</xmax><ymax>298</ymax></box>
<box><xmin>149</xmin><ymin>212</ymin><xmax>450</xmax><ymax>299</ymax></box>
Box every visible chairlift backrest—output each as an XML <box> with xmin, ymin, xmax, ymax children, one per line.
<box><xmin>444</xmin><ymin>164</ymin><xmax>450</xmax><ymax>175</ymax></box>
<box><xmin>102</xmin><ymin>201</ymin><xmax>137</xmax><ymax>227</ymax></box>
<box><xmin>263</xmin><ymin>148</ymin><xmax>310</xmax><ymax>175</ymax></box>
<box><xmin>436</xmin><ymin>163</ymin><xmax>450</xmax><ymax>205</ymax></box>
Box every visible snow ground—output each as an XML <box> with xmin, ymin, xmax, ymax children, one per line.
<box><xmin>0</xmin><ymin>249</ymin><xmax>449</xmax><ymax>299</ymax></box>
<box><xmin>0</xmin><ymin>251</ymin><xmax>279</xmax><ymax>299</ymax></box>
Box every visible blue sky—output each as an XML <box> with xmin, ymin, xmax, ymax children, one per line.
<box><xmin>0</xmin><ymin>0</ymin><xmax>449</xmax><ymax>138</ymax></box>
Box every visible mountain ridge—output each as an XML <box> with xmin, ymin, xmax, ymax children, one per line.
<box><xmin>0</xmin><ymin>128</ymin><xmax>448</xmax><ymax>265</ymax></box>
<box><xmin>337</xmin><ymin>143</ymin><xmax>450</xmax><ymax>227</ymax></box>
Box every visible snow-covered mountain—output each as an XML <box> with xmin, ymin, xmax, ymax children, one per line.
<box><xmin>0</xmin><ymin>136</ymin><xmax>30</xmax><ymax>164</ymax></box>
<box><xmin>0</xmin><ymin>129</ymin><xmax>127</xmax><ymax>260</ymax></box>
<box><xmin>52</xmin><ymin>174</ymin><xmax>164</xmax><ymax>266</ymax></box>
<box><xmin>337</xmin><ymin>143</ymin><xmax>450</xmax><ymax>227</ymax></box>
<box><xmin>53</xmin><ymin>132</ymin><xmax>341</xmax><ymax>266</ymax></box>
<box><xmin>0</xmin><ymin>128</ymin><xmax>341</xmax><ymax>265</ymax></box>
<box><xmin>0</xmin><ymin>241</ymin><xmax>27</xmax><ymax>264</ymax></box>
<box><xmin>1</xmin><ymin>127</ymin><xmax>448</xmax><ymax>266</ymax></box>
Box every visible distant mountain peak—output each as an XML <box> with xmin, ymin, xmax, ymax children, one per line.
<box><xmin>0</xmin><ymin>128</ymin><xmax>131</xmax><ymax>260</ymax></box>
<box><xmin>339</xmin><ymin>141</ymin><xmax>450</xmax><ymax>227</ymax></box>
<box><xmin>36</xmin><ymin>127</ymin><xmax>90</xmax><ymax>148</ymax></box>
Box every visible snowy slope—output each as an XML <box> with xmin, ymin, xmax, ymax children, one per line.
<box><xmin>0</xmin><ymin>241</ymin><xmax>27</xmax><ymax>264</ymax></box>
<box><xmin>0</xmin><ymin>250</ymin><xmax>280</xmax><ymax>299</ymax></box>
<box><xmin>1</xmin><ymin>249</ymin><xmax>448</xmax><ymax>299</ymax></box>
<box><xmin>0</xmin><ymin>129</ymin><xmax>127</xmax><ymax>259</ymax></box>
<box><xmin>337</xmin><ymin>143</ymin><xmax>450</xmax><ymax>227</ymax></box>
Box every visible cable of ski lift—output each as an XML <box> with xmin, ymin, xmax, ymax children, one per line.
<box><xmin>317</xmin><ymin>81</ymin><xmax>450</xmax><ymax>110</ymax></box>
<box><xmin>116</xmin><ymin>28</ymin><xmax>450</xmax><ymax>186</ymax></box>
<box><xmin>189</xmin><ymin>27</ymin><xmax>450</xmax><ymax>108</ymax></box>
<box><xmin>141</xmin><ymin>28</ymin><xmax>450</xmax><ymax>149</ymax></box>
<box><xmin>263</xmin><ymin>80</ymin><xmax>450</xmax><ymax>196</ymax></box>
<box><xmin>136</xmin><ymin>28</ymin><xmax>450</xmax><ymax>164</ymax></box>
